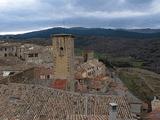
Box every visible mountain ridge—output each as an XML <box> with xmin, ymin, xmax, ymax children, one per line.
<box><xmin>1</xmin><ymin>27</ymin><xmax>160</xmax><ymax>40</ymax></box>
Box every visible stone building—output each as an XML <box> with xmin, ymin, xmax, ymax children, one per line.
<box><xmin>151</xmin><ymin>96</ymin><xmax>160</xmax><ymax>111</ymax></box>
<box><xmin>75</xmin><ymin>59</ymin><xmax>109</xmax><ymax>93</ymax></box>
<box><xmin>16</xmin><ymin>44</ymin><xmax>44</xmax><ymax>63</ymax></box>
<box><xmin>23</xmin><ymin>47</ymin><xmax>43</xmax><ymax>64</ymax></box>
<box><xmin>0</xmin><ymin>66</ymin><xmax>53</xmax><ymax>86</ymax></box>
<box><xmin>76</xmin><ymin>59</ymin><xmax>106</xmax><ymax>79</ymax></box>
<box><xmin>0</xmin><ymin>42</ymin><xmax>20</xmax><ymax>57</ymax></box>
<box><xmin>144</xmin><ymin>97</ymin><xmax>160</xmax><ymax>119</ymax></box>
<box><xmin>52</xmin><ymin>34</ymin><xmax>75</xmax><ymax>91</ymax></box>
<box><xmin>0</xmin><ymin>42</ymin><xmax>53</xmax><ymax>64</ymax></box>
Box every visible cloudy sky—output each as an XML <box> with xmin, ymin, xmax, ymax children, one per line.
<box><xmin>0</xmin><ymin>0</ymin><xmax>160</xmax><ymax>34</ymax></box>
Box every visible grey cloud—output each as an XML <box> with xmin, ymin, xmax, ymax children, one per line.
<box><xmin>72</xmin><ymin>0</ymin><xmax>153</xmax><ymax>12</ymax></box>
<box><xmin>0</xmin><ymin>0</ymin><xmax>160</xmax><ymax>33</ymax></box>
<box><xmin>63</xmin><ymin>13</ymin><xmax>160</xmax><ymax>28</ymax></box>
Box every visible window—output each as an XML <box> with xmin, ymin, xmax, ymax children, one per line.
<box><xmin>67</xmin><ymin>67</ymin><xmax>70</xmax><ymax>72</ymax></box>
<box><xmin>28</xmin><ymin>54</ymin><xmax>34</xmax><ymax>57</ymax></box>
<box><xmin>59</xmin><ymin>47</ymin><xmax>64</xmax><ymax>56</ymax></box>
<box><xmin>40</xmin><ymin>75</ymin><xmax>45</xmax><ymax>79</ymax></box>
<box><xmin>47</xmin><ymin>75</ymin><xmax>50</xmax><ymax>79</ymax></box>
<box><xmin>35</xmin><ymin>53</ymin><xmax>38</xmax><ymax>57</ymax></box>
<box><xmin>88</xmin><ymin>72</ymin><xmax>91</xmax><ymax>76</ymax></box>
<box><xmin>60</xmin><ymin>47</ymin><xmax>64</xmax><ymax>51</ymax></box>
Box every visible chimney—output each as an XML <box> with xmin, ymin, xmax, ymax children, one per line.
<box><xmin>153</xmin><ymin>96</ymin><xmax>157</xmax><ymax>100</ymax></box>
<box><xmin>109</xmin><ymin>103</ymin><xmax>118</xmax><ymax>120</ymax></box>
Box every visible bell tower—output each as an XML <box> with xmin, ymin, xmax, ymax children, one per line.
<box><xmin>52</xmin><ymin>34</ymin><xmax>75</xmax><ymax>90</ymax></box>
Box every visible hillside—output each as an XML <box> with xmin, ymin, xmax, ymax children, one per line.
<box><xmin>0</xmin><ymin>27</ymin><xmax>160</xmax><ymax>73</ymax></box>
<box><xmin>116</xmin><ymin>68</ymin><xmax>160</xmax><ymax>102</ymax></box>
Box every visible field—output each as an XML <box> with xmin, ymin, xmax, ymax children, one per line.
<box><xmin>117</xmin><ymin>68</ymin><xmax>160</xmax><ymax>102</ymax></box>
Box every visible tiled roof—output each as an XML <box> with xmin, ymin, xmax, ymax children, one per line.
<box><xmin>67</xmin><ymin>115</ymin><xmax>108</xmax><ymax>120</ymax></box>
<box><xmin>0</xmin><ymin>83</ymin><xmax>134</xmax><ymax>120</ymax></box>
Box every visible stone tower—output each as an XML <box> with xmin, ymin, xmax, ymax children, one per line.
<box><xmin>52</xmin><ymin>34</ymin><xmax>75</xmax><ymax>91</ymax></box>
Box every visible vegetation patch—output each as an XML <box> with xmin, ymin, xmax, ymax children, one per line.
<box><xmin>117</xmin><ymin>68</ymin><xmax>160</xmax><ymax>102</ymax></box>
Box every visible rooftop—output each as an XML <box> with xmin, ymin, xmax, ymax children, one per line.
<box><xmin>0</xmin><ymin>83</ymin><xmax>134</xmax><ymax>120</ymax></box>
<box><xmin>67</xmin><ymin>115</ymin><xmax>108</xmax><ymax>120</ymax></box>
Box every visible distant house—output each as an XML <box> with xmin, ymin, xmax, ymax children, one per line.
<box><xmin>0</xmin><ymin>42</ymin><xmax>53</xmax><ymax>64</ymax></box>
<box><xmin>76</xmin><ymin>59</ymin><xmax>106</xmax><ymax>79</ymax></box>
<box><xmin>75</xmin><ymin>59</ymin><xmax>109</xmax><ymax>92</ymax></box>
<box><xmin>151</xmin><ymin>96</ymin><xmax>160</xmax><ymax>111</ymax></box>
<box><xmin>0</xmin><ymin>42</ymin><xmax>20</xmax><ymax>57</ymax></box>
<box><xmin>0</xmin><ymin>66</ymin><xmax>54</xmax><ymax>86</ymax></box>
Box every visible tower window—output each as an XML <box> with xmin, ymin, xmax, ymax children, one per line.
<box><xmin>59</xmin><ymin>47</ymin><xmax>64</xmax><ymax>56</ymax></box>
<box><xmin>60</xmin><ymin>47</ymin><xmax>64</xmax><ymax>51</ymax></box>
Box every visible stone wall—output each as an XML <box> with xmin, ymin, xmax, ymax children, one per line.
<box><xmin>0</xmin><ymin>67</ymin><xmax>53</xmax><ymax>86</ymax></box>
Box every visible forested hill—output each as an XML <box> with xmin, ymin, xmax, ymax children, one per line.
<box><xmin>0</xmin><ymin>27</ymin><xmax>160</xmax><ymax>74</ymax></box>
<box><xmin>1</xmin><ymin>27</ymin><xmax>160</xmax><ymax>40</ymax></box>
